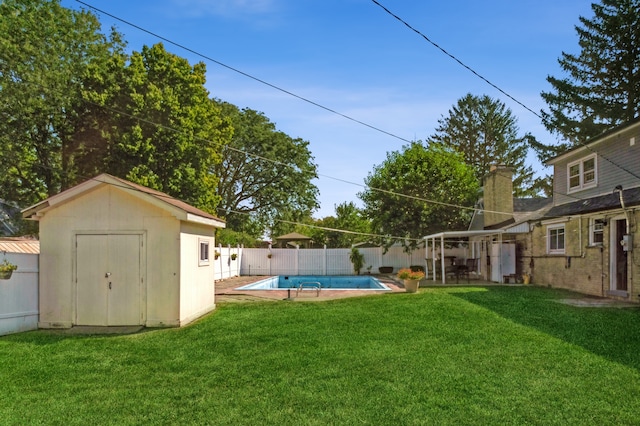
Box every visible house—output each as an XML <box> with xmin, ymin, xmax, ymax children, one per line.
<box><xmin>464</xmin><ymin>165</ymin><xmax>552</xmax><ymax>283</ymax></box>
<box><xmin>462</xmin><ymin>119</ymin><xmax>639</xmax><ymax>297</ymax></box>
<box><xmin>524</xmin><ymin>120</ymin><xmax>640</xmax><ymax>299</ymax></box>
<box><xmin>22</xmin><ymin>174</ymin><xmax>225</xmax><ymax>329</ymax></box>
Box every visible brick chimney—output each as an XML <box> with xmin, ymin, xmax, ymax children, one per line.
<box><xmin>483</xmin><ymin>165</ymin><xmax>514</xmax><ymax>228</ymax></box>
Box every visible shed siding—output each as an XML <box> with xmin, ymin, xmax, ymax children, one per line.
<box><xmin>38</xmin><ymin>185</ymin><xmax>181</xmax><ymax>328</ymax></box>
<box><xmin>179</xmin><ymin>222</ymin><xmax>215</xmax><ymax>325</ymax></box>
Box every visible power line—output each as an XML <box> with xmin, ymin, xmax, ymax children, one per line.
<box><xmin>82</xmin><ymin>95</ymin><xmax>505</xmax><ymax>216</ymax></box>
<box><xmin>370</xmin><ymin>0</ymin><xmax>541</xmax><ymax>120</ymax></box>
<box><xmin>75</xmin><ymin>0</ymin><xmax>412</xmax><ymax>146</ymax></box>
<box><xmin>9</xmin><ymin>1</ymin><xmax>629</xmax><ymax>234</ymax></box>
<box><xmin>370</xmin><ymin>0</ymin><xmax>640</xmax><ymax>183</ymax></box>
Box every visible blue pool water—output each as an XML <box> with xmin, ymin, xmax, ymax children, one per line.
<box><xmin>235</xmin><ymin>275</ymin><xmax>391</xmax><ymax>291</ymax></box>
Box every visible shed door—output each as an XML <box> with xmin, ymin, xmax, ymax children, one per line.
<box><xmin>76</xmin><ymin>234</ymin><xmax>142</xmax><ymax>326</ymax></box>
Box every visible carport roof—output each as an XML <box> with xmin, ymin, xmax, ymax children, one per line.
<box><xmin>423</xmin><ymin>230</ymin><xmax>504</xmax><ymax>240</ymax></box>
<box><xmin>22</xmin><ymin>174</ymin><xmax>226</xmax><ymax>228</ymax></box>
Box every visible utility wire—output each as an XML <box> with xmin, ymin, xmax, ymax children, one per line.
<box><xmin>370</xmin><ymin>0</ymin><xmax>541</xmax><ymax>120</ymax></box>
<box><xmin>75</xmin><ymin>0</ymin><xmax>412</xmax><ymax>145</ymax></box>
<box><xmin>9</xmin><ymin>1</ymin><xmax>624</xmax><ymax>231</ymax></box>
<box><xmin>370</xmin><ymin>0</ymin><xmax>640</xmax><ymax>183</ymax></box>
<box><xmin>219</xmin><ymin>207</ymin><xmax>424</xmax><ymax>242</ymax></box>
<box><xmin>80</xmin><ymin>95</ymin><xmax>506</xmax><ymax>216</ymax></box>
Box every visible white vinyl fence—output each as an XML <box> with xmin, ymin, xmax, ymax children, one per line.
<box><xmin>213</xmin><ymin>245</ymin><xmax>432</xmax><ymax>279</ymax></box>
<box><xmin>0</xmin><ymin>252</ymin><xmax>38</xmax><ymax>336</ymax></box>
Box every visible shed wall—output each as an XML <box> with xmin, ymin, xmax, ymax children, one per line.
<box><xmin>179</xmin><ymin>222</ymin><xmax>216</xmax><ymax>326</ymax></box>
<box><xmin>38</xmin><ymin>185</ymin><xmax>181</xmax><ymax>328</ymax></box>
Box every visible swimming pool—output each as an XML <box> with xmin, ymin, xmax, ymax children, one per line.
<box><xmin>235</xmin><ymin>275</ymin><xmax>392</xmax><ymax>291</ymax></box>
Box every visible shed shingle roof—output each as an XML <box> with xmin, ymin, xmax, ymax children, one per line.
<box><xmin>22</xmin><ymin>174</ymin><xmax>225</xmax><ymax>227</ymax></box>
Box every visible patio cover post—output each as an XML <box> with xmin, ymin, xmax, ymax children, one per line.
<box><xmin>440</xmin><ymin>235</ymin><xmax>445</xmax><ymax>284</ymax></box>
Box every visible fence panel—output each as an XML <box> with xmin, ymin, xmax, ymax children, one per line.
<box><xmin>0</xmin><ymin>253</ymin><xmax>38</xmax><ymax>336</ymax></box>
<box><xmin>237</xmin><ymin>246</ymin><xmax>441</xmax><ymax>277</ymax></box>
<box><xmin>298</xmin><ymin>249</ymin><xmax>325</xmax><ymax>275</ymax></box>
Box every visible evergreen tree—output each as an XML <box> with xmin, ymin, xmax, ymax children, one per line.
<box><xmin>541</xmin><ymin>0</ymin><xmax>640</xmax><ymax>144</ymax></box>
<box><xmin>429</xmin><ymin>94</ymin><xmax>537</xmax><ymax>197</ymax></box>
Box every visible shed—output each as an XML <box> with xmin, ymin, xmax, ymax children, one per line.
<box><xmin>22</xmin><ymin>174</ymin><xmax>225</xmax><ymax>329</ymax></box>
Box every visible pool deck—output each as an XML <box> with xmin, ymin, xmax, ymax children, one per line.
<box><xmin>214</xmin><ymin>275</ymin><xmax>407</xmax><ymax>302</ymax></box>
<box><xmin>214</xmin><ymin>275</ymin><xmax>499</xmax><ymax>303</ymax></box>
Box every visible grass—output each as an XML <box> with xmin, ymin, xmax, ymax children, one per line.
<box><xmin>2</xmin><ymin>286</ymin><xmax>640</xmax><ymax>424</ymax></box>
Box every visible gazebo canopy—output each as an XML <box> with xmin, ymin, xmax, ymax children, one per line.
<box><xmin>274</xmin><ymin>232</ymin><xmax>312</xmax><ymax>248</ymax></box>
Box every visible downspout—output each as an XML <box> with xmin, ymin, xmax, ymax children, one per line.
<box><xmin>614</xmin><ymin>185</ymin><xmax>631</xmax><ymax>234</ymax></box>
<box><xmin>579</xmin><ymin>216</ymin><xmax>584</xmax><ymax>258</ymax></box>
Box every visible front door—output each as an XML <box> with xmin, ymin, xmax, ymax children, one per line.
<box><xmin>76</xmin><ymin>234</ymin><xmax>142</xmax><ymax>326</ymax></box>
<box><xmin>610</xmin><ymin>219</ymin><xmax>628</xmax><ymax>292</ymax></box>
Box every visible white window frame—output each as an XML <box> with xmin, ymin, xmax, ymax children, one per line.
<box><xmin>547</xmin><ymin>224</ymin><xmax>566</xmax><ymax>254</ymax></box>
<box><xmin>589</xmin><ymin>218</ymin><xmax>605</xmax><ymax>246</ymax></box>
<box><xmin>199</xmin><ymin>239</ymin><xmax>210</xmax><ymax>266</ymax></box>
<box><xmin>567</xmin><ymin>154</ymin><xmax>597</xmax><ymax>193</ymax></box>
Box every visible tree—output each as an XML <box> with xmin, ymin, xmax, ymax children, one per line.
<box><xmin>429</xmin><ymin>94</ymin><xmax>537</xmax><ymax>196</ymax></box>
<box><xmin>214</xmin><ymin>102</ymin><xmax>319</xmax><ymax>238</ymax></box>
<box><xmin>541</xmin><ymin>0</ymin><xmax>640</xmax><ymax>144</ymax></box>
<box><xmin>0</xmin><ymin>0</ymin><xmax>124</xmax><ymax>207</ymax></box>
<box><xmin>296</xmin><ymin>202</ymin><xmax>372</xmax><ymax>248</ymax></box>
<box><xmin>349</xmin><ymin>247</ymin><xmax>365</xmax><ymax>275</ymax></box>
<box><xmin>104</xmin><ymin>43</ymin><xmax>232</xmax><ymax>213</ymax></box>
<box><xmin>359</xmin><ymin>142</ymin><xmax>479</xmax><ymax>251</ymax></box>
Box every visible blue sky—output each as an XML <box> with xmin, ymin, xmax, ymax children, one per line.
<box><xmin>63</xmin><ymin>0</ymin><xmax>594</xmax><ymax>218</ymax></box>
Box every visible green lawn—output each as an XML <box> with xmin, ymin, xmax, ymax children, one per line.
<box><xmin>2</xmin><ymin>286</ymin><xmax>640</xmax><ymax>425</ymax></box>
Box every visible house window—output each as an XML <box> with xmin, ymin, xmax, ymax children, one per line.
<box><xmin>547</xmin><ymin>225</ymin><xmax>565</xmax><ymax>254</ymax></box>
<box><xmin>199</xmin><ymin>239</ymin><xmax>210</xmax><ymax>266</ymax></box>
<box><xmin>567</xmin><ymin>154</ymin><xmax>597</xmax><ymax>192</ymax></box>
<box><xmin>589</xmin><ymin>218</ymin><xmax>605</xmax><ymax>246</ymax></box>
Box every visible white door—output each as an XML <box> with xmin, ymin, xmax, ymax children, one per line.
<box><xmin>76</xmin><ymin>234</ymin><xmax>142</xmax><ymax>326</ymax></box>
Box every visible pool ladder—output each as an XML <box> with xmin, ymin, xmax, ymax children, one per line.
<box><xmin>296</xmin><ymin>281</ymin><xmax>321</xmax><ymax>297</ymax></box>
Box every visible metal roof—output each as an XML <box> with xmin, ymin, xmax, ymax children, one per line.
<box><xmin>423</xmin><ymin>230</ymin><xmax>504</xmax><ymax>240</ymax></box>
<box><xmin>0</xmin><ymin>238</ymin><xmax>40</xmax><ymax>254</ymax></box>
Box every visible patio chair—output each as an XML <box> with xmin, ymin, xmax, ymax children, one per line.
<box><xmin>465</xmin><ymin>258</ymin><xmax>479</xmax><ymax>280</ymax></box>
<box><xmin>445</xmin><ymin>264</ymin><xmax>469</xmax><ymax>284</ymax></box>
<box><xmin>425</xmin><ymin>259</ymin><xmax>440</xmax><ymax>280</ymax></box>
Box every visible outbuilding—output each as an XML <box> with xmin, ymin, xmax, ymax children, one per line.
<box><xmin>22</xmin><ymin>174</ymin><xmax>225</xmax><ymax>329</ymax></box>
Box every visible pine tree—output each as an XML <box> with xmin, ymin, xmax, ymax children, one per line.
<box><xmin>541</xmin><ymin>0</ymin><xmax>640</xmax><ymax>144</ymax></box>
<box><xmin>429</xmin><ymin>94</ymin><xmax>537</xmax><ymax>197</ymax></box>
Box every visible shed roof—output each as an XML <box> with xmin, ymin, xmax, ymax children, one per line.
<box><xmin>22</xmin><ymin>174</ymin><xmax>226</xmax><ymax>228</ymax></box>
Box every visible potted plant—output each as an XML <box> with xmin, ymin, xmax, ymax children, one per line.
<box><xmin>267</xmin><ymin>252</ymin><xmax>272</xmax><ymax>259</ymax></box>
<box><xmin>0</xmin><ymin>259</ymin><xmax>18</xmax><ymax>280</ymax></box>
<box><xmin>214</xmin><ymin>251</ymin><xmax>220</xmax><ymax>260</ymax></box>
<box><xmin>349</xmin><ymin>247</ymin><xmax>365</xmax><ymax>275</ymax></box>
<box><xmin>231</xmin><ymin>253</ymin><xmax>237</xmax><ymax>261</ymax></box>
<box><xmin>397</xmin><ymin>268</ymin><xmax>425</xmax><ymax>293</ymax></box>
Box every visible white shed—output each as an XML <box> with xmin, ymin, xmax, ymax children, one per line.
<box><xmin>22</xmin><ymin>174</ymin><xmax>225</xmax><ymax>329</ymax></box>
